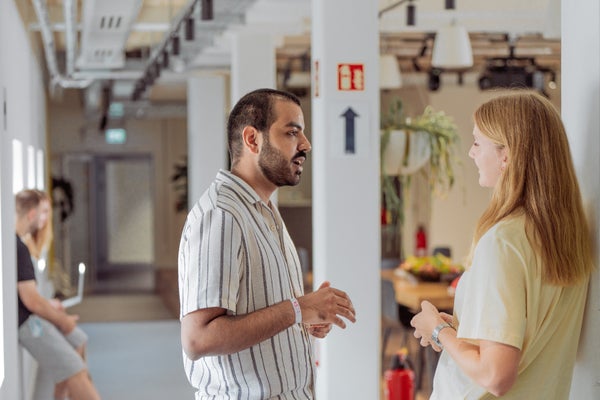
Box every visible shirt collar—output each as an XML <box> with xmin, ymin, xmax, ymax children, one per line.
<box><xmin>216</xmin><ymin>169</ymin><xmax>264</xmax><ymax>206</ymax></box>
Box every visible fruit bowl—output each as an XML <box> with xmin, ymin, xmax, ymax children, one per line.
<box><xmin>399</xmin><ymin>254</ymin><xmax>464</xmax><ymax>283</ymax></box>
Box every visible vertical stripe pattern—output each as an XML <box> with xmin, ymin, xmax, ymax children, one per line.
<box><xmin>178</xmin><ymin>170</ymin><xmax>313</xmax><ymax>399</ymax></box>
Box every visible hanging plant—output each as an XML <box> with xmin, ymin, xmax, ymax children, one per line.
<box><xmin>171</xmin><ymin>157</ymin><xmax>188</xmax><ymax>213</ymax></box>
<box><xmin>380</xmin><ymin>99</ymin><xmax>461</xmax><ymax>242</ymax></box>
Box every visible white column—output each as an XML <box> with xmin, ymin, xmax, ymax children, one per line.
<box><xmin>230</xmin><ymin>31</ymin><xmax>276</xmax><ymax>103</ymax></box>
<box><xmin>1</xmin><ymin>0</ymin><xmax>21</xmax><ymax>396</ymax></box>
<box><xmin>187</xmin><ymin>75</ymin><xmax>227</xmax><ymax>205</ymax></box>
<box><xmin>563</xmin><ymin>0</ymin><xmax>600</xmax><ymax>398</ymax></box>
<box><xmin>311</xmin><ymin>0</ymin><xmax>380</xmax><ymax>398</ymax></box>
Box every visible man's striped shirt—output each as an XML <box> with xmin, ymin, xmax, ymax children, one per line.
<box><xmin>178</xmin><ymin>170</ymin><xmax>313</xmax><ymax>399</ymax></box>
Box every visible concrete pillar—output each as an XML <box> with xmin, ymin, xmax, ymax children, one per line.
<box><xmin>563</xmin><ymin>0</ymin><xmax>600</xmax><ymax>398</ymax></box>
<box><xmin>187</xmin><ymin>75</ymin><xmax>227</xmax><ymax>205</ymax></box>
<box><xmin>311</xmin><ymin>0</ymin><xmax>380</xmax><ymax>398</ymax></box>
<box><xmin>230</xmin><ymin>31</ymin><xmax>276</xmax><ymax>103</ymax></box>
<box><xmin>0</xmin><ymin>0</ymin><xmax>20</xmax><ymax>397</ymax></box>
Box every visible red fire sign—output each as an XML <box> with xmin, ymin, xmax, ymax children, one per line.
<box><xmin>337</xmin><ymin>63</ymin><xmax>364</xmax><ymax>91</ymax></box>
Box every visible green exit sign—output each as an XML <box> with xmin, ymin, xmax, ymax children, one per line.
<box><xmin>105</xmin><ymin>128</ymin><xmax>126</xmax><ymax>144</ymax></box>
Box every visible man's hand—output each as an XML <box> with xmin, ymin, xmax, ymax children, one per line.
<box><xmin>49</xmin><ymin>298</ymin><xmax>65</xmax><ymax>311</ymax></box>
<box><xmin>59</xmin><ymin>313</ymin><xmax>79</xmax><ymax>335</ymax></box>
<box><xmin>298</xmin><ymin>281</ymin><xmax>356</xmax><ymax>329</ymax></box>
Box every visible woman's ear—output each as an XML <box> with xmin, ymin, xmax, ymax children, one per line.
<box><xmin>241</xmin><ymin>126</ymin><xmax>261</xmax><ymax>155</ymax></box>
<box><xmin>500</xmin><ymin>148</ymin><xmax>509</xmax><ymax>171</ymax></box>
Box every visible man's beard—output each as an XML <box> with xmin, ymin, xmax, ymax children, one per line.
<box><xmin>258</xmin><ymin>136</ymin><xmax>305</xmax><ymax>187</ymax></box>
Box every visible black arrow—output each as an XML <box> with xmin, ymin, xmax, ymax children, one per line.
<box><xmin>341</xmin><ymin>107</ymin><xmax>359</xmax><ymax>154</ymax></box>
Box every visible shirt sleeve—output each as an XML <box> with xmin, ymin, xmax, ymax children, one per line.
<box><xmin>178</xmin><ymin>207</ymin><xmax>243</xmax><ymax>318</ymax></box>
<box><xmin>456</xmin><ymin>228</ymin><xmax>527</xmax><ymax>349</ymax></box>
<box><xmin>17</xmin><ymin>237</ymin><xmax>36</xmax><ymax>282</ymax></box>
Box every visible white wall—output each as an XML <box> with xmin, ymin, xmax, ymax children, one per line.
<box><xmin>0</xmin><ymin>1</ymin><xmax>48</xmax><ymax>398</ymax></box>
<box><xmin>563</xmin><ymin>0</ymin><xmax>600</xmax><ymax>397</ymax></box>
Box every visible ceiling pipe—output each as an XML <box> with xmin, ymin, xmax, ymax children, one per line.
<box><xmin>31</xmin><ymin>0</ymin><xmax>92</xmax><ymax>91</ymax></box>
<box><xmin>63</xmin><ymin>0</ymin><xmax>77</xmax><ymax>77</ymax></box>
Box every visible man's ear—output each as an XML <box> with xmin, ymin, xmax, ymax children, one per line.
<box><xmin>241</xmin><ymin>126</ymin><xmax>261</xmax><ymax>155</ymax></box>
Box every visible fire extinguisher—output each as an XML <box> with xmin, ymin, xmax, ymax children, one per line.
<box><xmin>384</xmin><ymin>348</ymin><xmax>415</xmax><ymax>400</ymax></box>
<box><xmin>415</xmin><ymin>225</ymin><xmax>427</xmax><ymax>257</ymax></box>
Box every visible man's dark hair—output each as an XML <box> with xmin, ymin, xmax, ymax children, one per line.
<box><xmin>15</xmin><ymin>189</ymin><xmax>42</xmax><ymax>218</ymax></box>
<box><xmin>227</xmin><ymin>88</ymin><xmax>300</xmax><ymax>164</ymax></box>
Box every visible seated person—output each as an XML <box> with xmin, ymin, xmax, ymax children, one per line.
<box><xmin>16</xmin><ymin>189</ymin><xmax>100</xmax><ymax>400</ymax></box>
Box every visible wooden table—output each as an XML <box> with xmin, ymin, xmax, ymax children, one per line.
<box><xmin>381</xmin><ymin>269</ymin><xmax>455</xmax><ymax>312</ymax></box>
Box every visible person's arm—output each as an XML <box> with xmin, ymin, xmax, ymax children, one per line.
<box><xmin>411</xmin><ymin>301</ymin><xmax>520</xmax><ymax>397</ymax></box>
<box><xmin>181</xmin><ymin>283</ymin><xmax>355</xmax><ymax>361</ymax></box>
<box><xmin>18</xmin><ymin>280</ymin><xmax>78</xmax><ymax>334</ymax></box>
<box><xmin>437</xmin><ymin>327</ymin><xmax>520</xmax><ymax>396</ymax></box>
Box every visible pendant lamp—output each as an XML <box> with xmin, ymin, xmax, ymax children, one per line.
<box><xmin>431</xmin><ymin>22</ymin><xmax>473</xmax><ymax>69</ymax></box>
<box><xmin>380</xmin><ymin>54</ymin><xmax>402</xmax><ymax>89</ymax></box>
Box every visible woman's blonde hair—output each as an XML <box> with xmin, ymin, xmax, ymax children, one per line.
<box><xmin>470</xmin><ymin>91</ymin><xmax>592</xmax><ymax>286</ymax></box>
<box><xmin>23</xmin><ymin>189</ymin><xmax>53</xmax><ymax>259</ymax></box>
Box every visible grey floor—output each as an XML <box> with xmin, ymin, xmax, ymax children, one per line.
<box><xmin>71</xmin><ymin>294</ymin><xmax>195</xmax><ymax>399</ymax></box>
<box><xmin>72</xmin><ymin>294</ymin><xmax>430</xmax><ymax>400</ymax></box>
<box><xmin>81</xmin><ymin>320</ymin><xmax>195</xmax><ymax>400</ymax></box>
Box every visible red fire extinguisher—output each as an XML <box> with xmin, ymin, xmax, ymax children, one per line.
<box><xmin>415</xmin><ymin>225</ymin><xmax>427</xmax><ymax>257</ymax></box>
<box><xmin>384</xmin><ymin>348</ymin><xmax>415</xmax><ymax>400</ymax></box>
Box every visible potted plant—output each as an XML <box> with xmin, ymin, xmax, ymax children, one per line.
<box><xmin>380</xmin><ymin>99</ymin><xmax>460</xmax><ymax>258</ymax></box>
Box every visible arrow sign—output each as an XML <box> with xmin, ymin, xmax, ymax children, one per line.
<box><xmin>341</xmin><ymin>107</ymin><xmax>359</xmax><ymax>154</ymax></box>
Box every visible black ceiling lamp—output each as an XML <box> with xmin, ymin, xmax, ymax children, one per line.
<box><xmin>153</xmin><ymin>62</ymin><xmax>161</xmax><ymax>79</ymax></box>
<box><xmin>185</xmin><ymin>15</ymin><xmax>195</xmax><ymax>41</ymax></box>
<box><xmin>162</xmin><ymin>50</ymin><xmax>169</xmax><ymax>68</ymax></box>
<box><xmin>445</xmin><ymin>0</ymin><xmax>455</xmax><ymax>9</ymax></box>
<box><xmin>201</xmin><ymin>0</ymin><xmax>213</xmax><ymax>21</ymax></box>
<box><xmin>171</xmin><ymin>35</ymin><xmax>180</xmax><ymax>55</ymax></box>
<box><xmin>406</xmin><ymin>0</ymin><xmax>416</xmax><ymax>26</ymax></box>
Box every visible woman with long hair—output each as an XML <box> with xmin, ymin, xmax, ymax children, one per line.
<box><xmin>410</xmin><ymin>91</ymin><xmax>593</xmax><ymax>399</ymax></box>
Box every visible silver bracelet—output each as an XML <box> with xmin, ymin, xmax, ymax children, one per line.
<box><xmin>431</xmin><ymin>322</ymin><xmax>453</xmax><ymax>348</ymax></box>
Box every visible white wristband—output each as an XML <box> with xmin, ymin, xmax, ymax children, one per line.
<box><xmin>290</xmin><ymin>298</ymin><xmax>302</xmax><ymax>324</ymax></box>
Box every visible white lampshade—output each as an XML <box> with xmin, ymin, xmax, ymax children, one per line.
<box><xmin>379</xmin><ymin>54</ymin><xmax>402</xmax><ymax>89</ymax></box>
<box><xmin>285</xmin><ymin>71</ymin><xmax>311</xmax><ymax>88</ymax></box>
<box><xmin>431</xmin><ymin>24</ymin><xmax>473</xmax><ymax>69</ymax></box>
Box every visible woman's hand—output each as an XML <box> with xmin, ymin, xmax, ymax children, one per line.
<box><xmin>305</xmin><ymin>323</ymin><xmax>332</xmax><ymax>339</ymax></box>
<box><xmin>410</xmin><ymin>301</ymin><xmax>446</xmax><ymax>351</ymax></box>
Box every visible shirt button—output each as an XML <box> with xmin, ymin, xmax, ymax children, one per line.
<box><xmin>270</xmin><ymin>225</ymin><xmax>277</xmax><ymax>231</ymax></box>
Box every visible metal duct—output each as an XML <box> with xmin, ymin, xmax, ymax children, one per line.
<box><xmin>30</xmin><ymin>0</ymin><xmax>92</xmax><ymax>90</ymax></box>
<box><xmin>63</xmin><ymin>0</ymin><xmax>77</xmax><ymax>77</ymax></box>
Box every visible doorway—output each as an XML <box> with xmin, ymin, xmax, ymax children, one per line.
<box><xmin>93</xmin><ymin>155</ymin><xmax>155</xmax><ymax>293</ymax></box>
<box><xmin>52</xmin><ymin>153</ymin><xmax>155</xmax><ymax>295</ymax></box>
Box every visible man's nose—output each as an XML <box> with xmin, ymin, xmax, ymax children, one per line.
<box><xmin>299</xmin><ymin>133</ymin><xmax>311</xmax><ymax>153</ymax></box>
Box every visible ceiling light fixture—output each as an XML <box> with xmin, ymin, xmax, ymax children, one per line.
<box><xmin>201</xmin><ymin>0</ymin><xmax>214</xmax><ymax>21</ymax></box>
<box><xmin>171</xmin><ymin>35</ymin><xmax>181</xmax><ymax>56</ymax></box>
<box><xmin>130</xmin><ymin>0</ymin><xmax>201</xmax><ymax>101</ymax></box>
<box><xmin>431</xmin><ymin>21</ymin><xmax>473</xmax><ymax>69</ymax></box>
<box><xmin>379</xmin><ymin>54</ymin><xmax>402</xmax><ymax>89</ymax></box>
<box><xmin>185</xmin><ymin>15</ymin><xmax>195</xmax><ymax>41</ymax></box>
<box><xmin>406</xmin><ymin>1</ymin><xmax>416</xmax><ymax>26</ymax></box>
<box><xmin>162</xmin><ymin>50</ymin><xmax>169</xmax><ymax>68</ymax></box>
